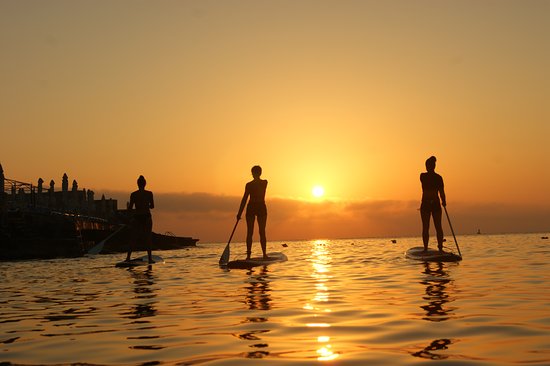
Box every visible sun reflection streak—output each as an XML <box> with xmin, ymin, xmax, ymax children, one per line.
<box><xmin>317</xmin><ymin>345</ymin><xmax>339</xmax><ymax>361</ymax></box>
<box><xmin>317</xmin><ymin>335</ymin><xmax>338</xmax><ymax>361</ymax></box>
<box><xmin>306</xmin><ymin>323</ymin><xmax>331</xmax><ymax>327</ymax></box>
<box><xmin>306</xmin><ymin>240</ymin><xmax>340</xmax><ymax>361</ymax></box>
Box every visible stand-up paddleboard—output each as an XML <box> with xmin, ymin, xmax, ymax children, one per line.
<box><xmin>115</xmin><ymin>255</ymin><xmax>164</xmax><ymax>268</ymax></box>
<box><xmin>226</xmin><ymin>252</ymin><xmax>287</xmax><ymax>269</ymax></box>
<box><xmin>405</xmin><ymin>247</ymin><xmax>461</xmax><ymax>262</ymax></box>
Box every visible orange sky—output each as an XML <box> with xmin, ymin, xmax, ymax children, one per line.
<box><xmin>1</xmin><ymin>1</ymin><xmax>549</xmax><ymax>242</ymax></box>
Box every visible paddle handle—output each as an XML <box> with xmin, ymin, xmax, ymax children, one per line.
<box><xmin>444</xmin><ymin>206</ymin><xmax>462</xmax><ymax>258</ymax></box>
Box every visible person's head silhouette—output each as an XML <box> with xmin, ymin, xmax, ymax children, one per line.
<box><xmin>425</xmin><ymin>156</ymin><xmax>436</xmax><ymax>172</ymax></box>
<box><xmin>251</xmin><ymin>165</ymin><xmax>262</xmax><ymax>178</ymax></box>
<box><xmin>137</xmin><ymin>175</ymin><xmax>147</xmax><ymax>189</ymax></box>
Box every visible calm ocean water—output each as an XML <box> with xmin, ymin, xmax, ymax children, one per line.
<box><xmin>1</xmin><ymin>233</ymin><xmax>549</xmax><ymax>365</ymax></box>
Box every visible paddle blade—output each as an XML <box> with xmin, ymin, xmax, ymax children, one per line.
<box><xmin>219</xmin><ymin>219</ymin><xmax>238</xmax><ymax>265</ymax></box>
<box><xmin>219</xmin><ymin>244</ymin><xmax>230</xmax><ymax>265</ymax></box>
<box><xmin>87</xmin><ymin>241</ymin><xmax>104</xmax><ymax>255</ymax></box>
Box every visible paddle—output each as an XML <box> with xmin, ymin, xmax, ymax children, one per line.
<box><xmin>443</xmin><ymin>206</ymin><xmax>462</xmax><ymax>258</ymax></box>
<box><xmin>87</xmin><ymin>224</ymin><xmax>126</xmax><ymax>255</ymax></box>
<box><xmin>219</xmin><ymin>219</ymin><xmax>239</xmax><ymax>265</ymax></box>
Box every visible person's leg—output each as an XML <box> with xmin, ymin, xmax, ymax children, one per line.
<box><xmin>246</xmin><ymin>214</ymin><xmax>255</xmax><ymax>259</ymax></box>
<box><xmin>433</xmin><ymin>208</ymin><xmax>444</xmax><ymax>251</ymax></box>
<box><xmin>421</xmin><ymin>208</ymin><xmax>431</xmax><ymax>250</ymax></box>
<box><xmin>146</xmin><ymin>216</ymin><xmax>154</xmax><ymax>263</ymax></box>
<box><xmin>126</xmin><ymin>220</ymin><xmax>137</xmax><ymax>261</ymax></box>
<box><xmin>125</xmin><ymin>245</ymin><xmax>132</xmax><ymax>261</ymax></box>
<box><xmin>257</xmin><ymin>214</ymin><xmax>267</xmax><ymax>258</ymax></box>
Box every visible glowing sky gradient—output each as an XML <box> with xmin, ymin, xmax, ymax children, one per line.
<box><xmin>1</xmin><ymin>1</ymin><xmax>549</xmax><ymax>241</ymax></box>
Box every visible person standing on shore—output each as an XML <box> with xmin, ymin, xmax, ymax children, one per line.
<box><xmin>237</xmin><ymin>165</ymin><xmax>268</xmax><ymax>260</ymax></box>
<box><xmin>420</xmin><ymin>156</ymin><xmax>446</xmax><ymax>252</ymax></box>
<box><xmin>126</xmin><ymin>175</ymin><xmax>155</xmax><ymax>263</ymax></box>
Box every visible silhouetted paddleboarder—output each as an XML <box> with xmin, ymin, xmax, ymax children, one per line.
<box><xmin>237</xmin><ymin>165</ymin><xmax>268</xmax><ymax>260</ymax></box>
<box><xmin>420</xmin><ymin>156</ymin><xmax>446</xmax><ymax>252</ymax></box>
<box><xmin>125</xmin><ymin>175</ymin><xmax>155</xmax><ymax>263</ymax></box>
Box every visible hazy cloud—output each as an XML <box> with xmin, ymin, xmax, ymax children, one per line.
<box><xmin>105</xmin><ymin>191</ymin><xmax>549</xmax><ymax>243</ymax></box>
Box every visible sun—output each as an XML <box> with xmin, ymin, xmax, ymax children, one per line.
<box><xmin>312</xmin><ymin>185</ymin><xmax>325</xmax><ymax>198</ymax></box>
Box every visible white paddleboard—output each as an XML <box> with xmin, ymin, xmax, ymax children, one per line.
<box><xmin>405</xmin><ymin>247</ymin><xmax>462</xmax><ymax>262</ymax></box>
<box><xmin>226</xmin><ymin>252</ymin><xmax>287</xmax><ymax>269</ymax></box>
<box><xmin>115</xmin><ymin>255</ymin><xmax>164</xmax><ymax>268</ymax></box>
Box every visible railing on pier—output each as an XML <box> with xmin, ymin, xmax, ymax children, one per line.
<box><xmin>1</xmin><ymin>175</ymin><xmax>118</xmax><ymax>224</ymax></box>
<box><xmin>1</xmin><ymin>177</ymin><xmax>111</xmax><ymax>231</ymax></box>
<box><xmin>2</xmin><ymin>178</ymin><xmax>37</xmax><ymax>208</ymax></box>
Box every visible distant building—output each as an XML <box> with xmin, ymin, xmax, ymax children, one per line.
<box><xmin>0</xmin><ymin>164</ymin><xmax>117</xmax><ymax>220</ymax></box>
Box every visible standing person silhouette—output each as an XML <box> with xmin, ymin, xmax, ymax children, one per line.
<box><xmin>237</xmin><ymin>165</ymin><xmax>268</xmax><ymax>260</ymax></box>
<box><xmin>126</xmin><ymin>175</ymin><xmax>155</xmax><ymax>263</ymax></box>
<box><xmin>420</xmin><ymin>156</ymin><xmax>446</xmax><ymax>252</ymax></box>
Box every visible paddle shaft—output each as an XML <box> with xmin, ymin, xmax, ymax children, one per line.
<box><xmin>227</xmin><ymin>219</ymin><xmax>239</xmax><ymax>245</ymax></box>
<box><xmin>87</xmin><ymin>224</ymin><xmax>126</xmax><ymax>254</ymax></box>
<box><xmin>444</xmin><ymin>206</ymin><xmax>462</xmax><ymax>258</ymax></box>
<box><xmin>219</xmin><ymin>219</ymin><xmax>239</xmax><ymax>265</ymax></box>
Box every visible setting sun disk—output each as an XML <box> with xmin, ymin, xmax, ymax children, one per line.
<box><xmin>312</xmin><ymin>185</ymin><xmax>325</xmax><ymax>198</ymax></box>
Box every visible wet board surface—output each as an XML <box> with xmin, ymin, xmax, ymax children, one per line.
<box><xmin>226</xmin><ymin>252</ymin><xmax>288</xmax><ymax>269</ymax></box>
<box><xmin>405</xmin><ymin>246</ymin><xmax>462</xmax><ymax>262</ymax></box>
<box><xmin>115</xmin><ymin>255</ymin><xmax>164</xmax><ymax>268</ymax></box>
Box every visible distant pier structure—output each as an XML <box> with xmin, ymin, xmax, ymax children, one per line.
<box><xmin>0</xmin><ymin>163</ymin><xmax>117</xmax><ymax>220</ymax></box>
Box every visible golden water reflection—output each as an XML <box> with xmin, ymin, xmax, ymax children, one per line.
<box><xmin>125</xmin><ymin>267</ymin><xmax>158</xmax><ymax>321</ymax></box>
<box><xmin>420</xmin><ymin>262</ymin><xmax>456</xmax><ymax>322</ymax></box>
<box><xmin>412</xmin><ymin>262</ymin><xmax>458</xmax><ymax>360</ymax></box>
<box><xmin>238</xmin><ymin>267</ymin><xmax>272</xmax><ymax>359</ymax></box>
<box><xmin>304</xmin><ymin>240</ymin><xmax>339</xmax><ymax>361</ymax></box>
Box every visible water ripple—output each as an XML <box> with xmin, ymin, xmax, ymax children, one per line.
<box><xmin>1</xmin><ymin>234</ymin><xmax>549</xmax><ymax>365</ymax></box>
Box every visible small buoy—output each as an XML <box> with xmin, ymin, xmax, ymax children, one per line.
<box><xmin>282</xmin><ymin>243</ymin><xmax>288</xmax><ymax>247</ymax></box>
<box><xmin>391</xmin><ymin>239</ymin><xmax>397</xmax><ymax>244</ymax></box>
